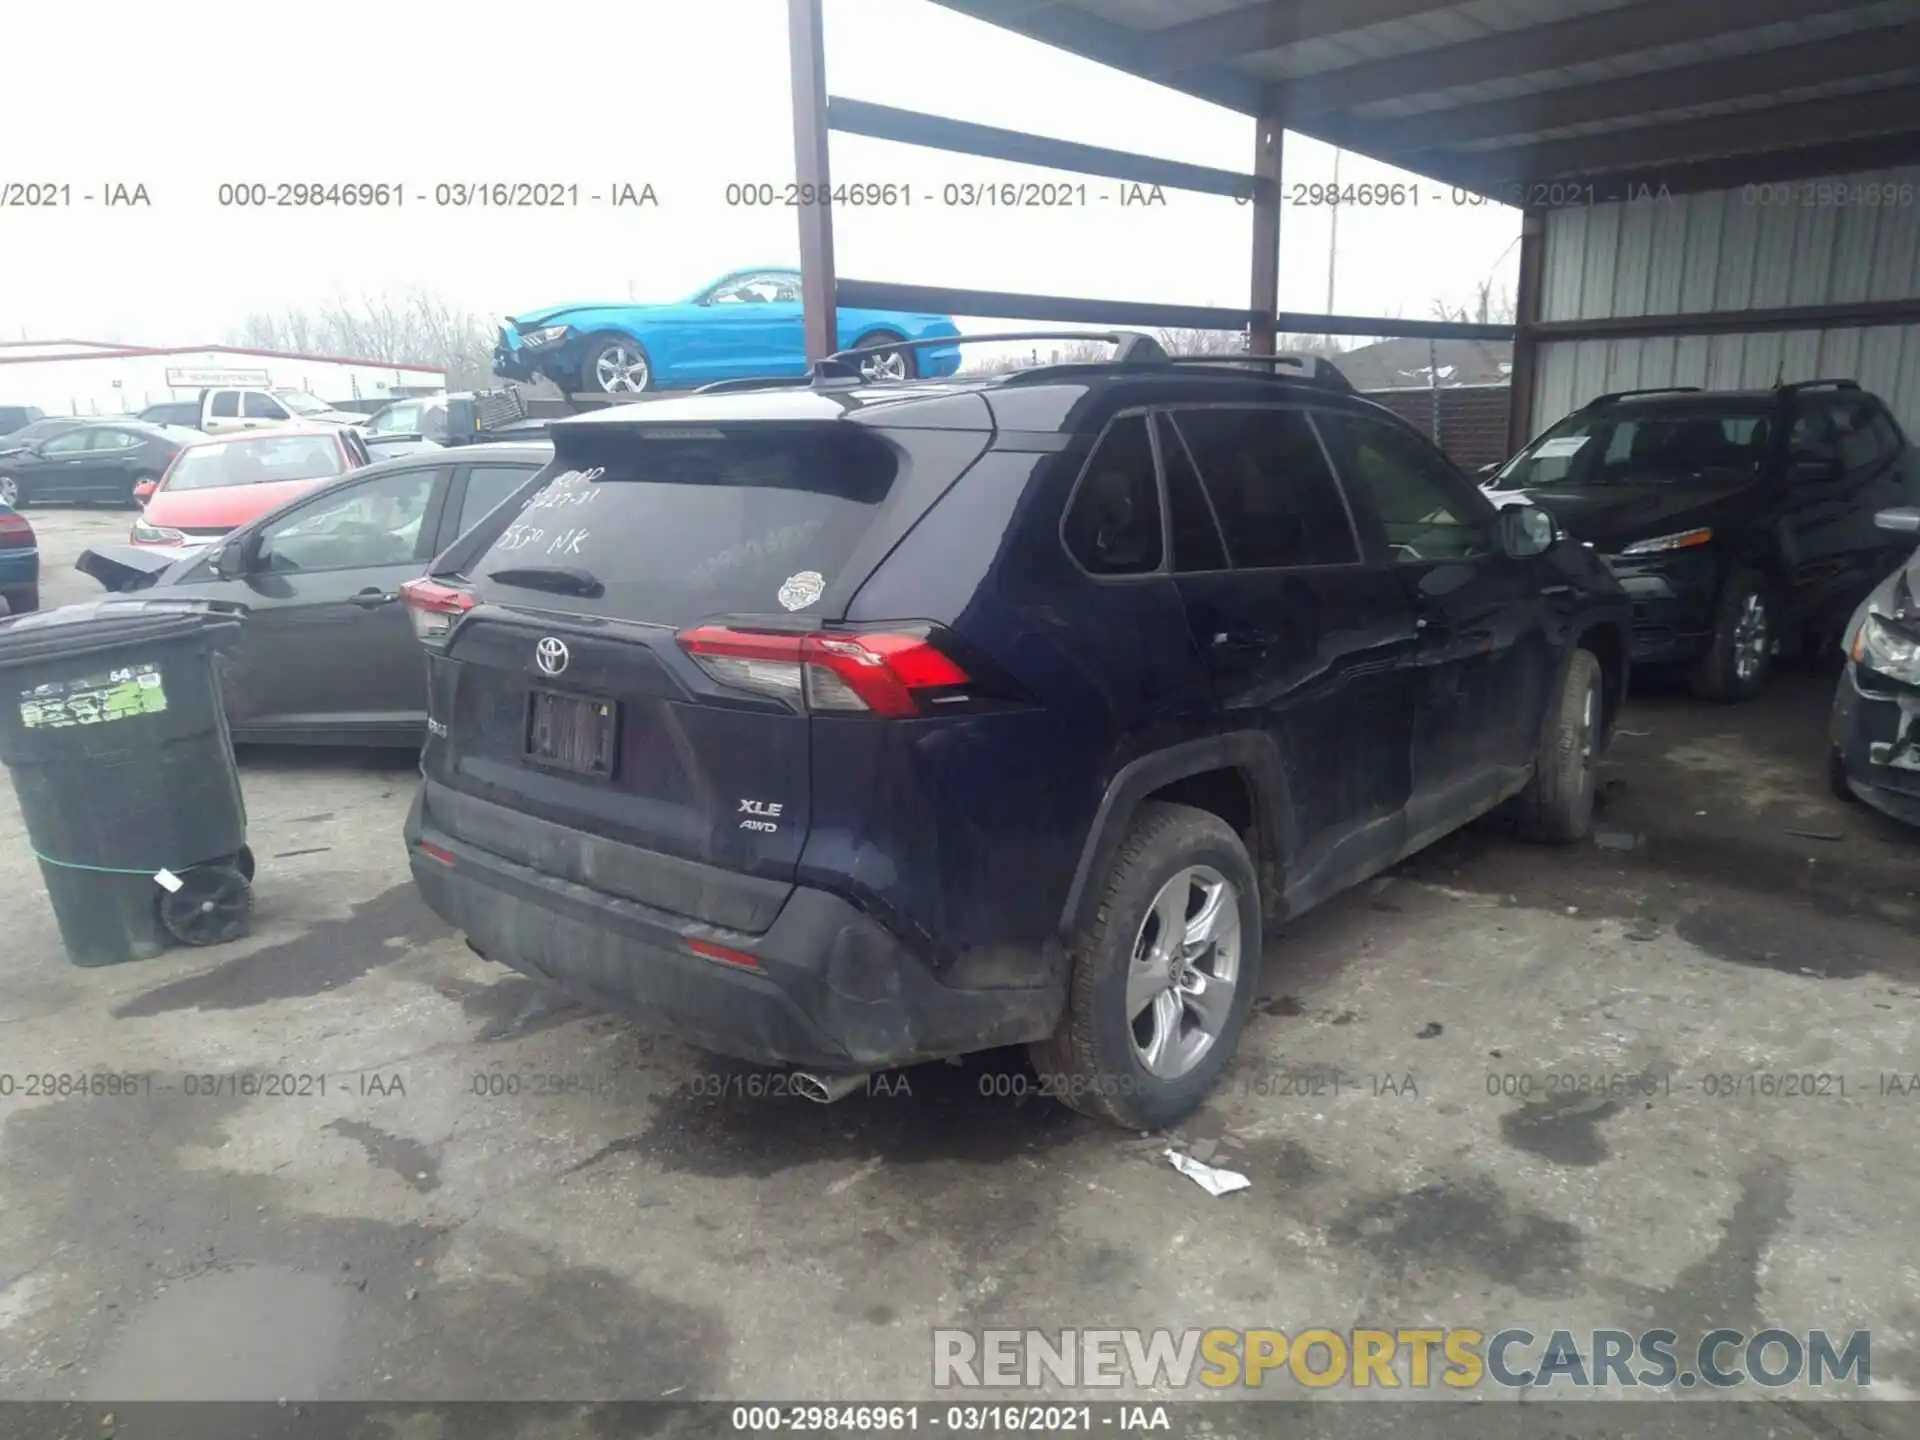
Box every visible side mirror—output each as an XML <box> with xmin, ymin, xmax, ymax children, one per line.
<box><xmin>209</xmin><ymin>535</ymin><xmax>250</xmax><ymax>579</ymax></box>
<box><xmin>1874</xmin><ymin>507</ymin><xmax>1920</xmax><ymax>535</ymax></box>
<box><xmin>1500</xmin><ymin>504</ymin><xmax>1556</xmax><ymax>559</ymax></box>
<box><xmin>1790</xmin><ymin>456</ymin><xmax>1843</xmax><ymax>483</ymax></box>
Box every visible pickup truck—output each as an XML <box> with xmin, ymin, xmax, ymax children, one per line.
<box><xmin>135</xmin><ymin>387</ymin><xmax>365</xmax><ymax>434</ymax></box>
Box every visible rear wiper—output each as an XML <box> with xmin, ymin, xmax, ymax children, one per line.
<box><xmin>488</xmin><ymin>565</ymin><xmax>604</xmax><ymax>598</ymax></box>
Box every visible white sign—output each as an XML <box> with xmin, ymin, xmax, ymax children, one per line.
<box><xmin>165</xmin><ymin>367</ymin><xmax>271</xmax><ymax>388</ymax></box>
<box><xmin>1531</xmin><ymin>436</ymin><xmax>1592</xmax><ymax>460</ymax></box>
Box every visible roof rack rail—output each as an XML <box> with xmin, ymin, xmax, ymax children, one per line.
<box><xmin>811</xmin><ymin>329</ymin><xmax>1171</xmax><ymax>385</ymax></box>
<box><xmin>1165</xmin><ymin>353</ymin><xmax>1354</xmax><ymax>393</ymax></box>
<box><xmin>692</xmin><ymin>374</ymin><xmax>817</xmax><ymax>395</ymax></box>
<box><xmin>1584</xmin><ymin>386</ymin><xmax>1702</xmax><ymax>408</ymax></box>
<box><xmin>1776</xmin><ymin>377</ymin><xmax>1859</xmax><ymax>395</ymax></box>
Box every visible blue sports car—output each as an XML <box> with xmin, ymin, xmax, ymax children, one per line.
<box><xmin>493</xmin><ymin>267</ymin><xmax>963</xmax><ymax>397</ymax></box>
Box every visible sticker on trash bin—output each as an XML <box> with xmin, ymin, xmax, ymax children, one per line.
<box><xmin>153</xmin><ymin>868</ymin><xmax>183</xmax><ymax>893</ymax></box>
<box><xmin>17</xmin><ymin>663</ymin><xmax>168</xmax><ymax>729</ymax></box>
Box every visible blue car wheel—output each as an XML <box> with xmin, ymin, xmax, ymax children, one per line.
<box><xmin>852</xmin><ymin>330</ymin><xmax>915</xmax><ymax>382</ymax></box>
<box><xmin>580</xmin><ymin>334</ymin><xmax>654</xmax><ymax>396</ymax></box>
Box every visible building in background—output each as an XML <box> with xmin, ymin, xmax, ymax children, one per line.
<box><xmin>0</xmin><ymin>341</ymin><xmax>445</xmax><ymax>416</ymax></box>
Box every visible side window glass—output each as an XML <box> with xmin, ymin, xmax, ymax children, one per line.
<box><xmin>242</xmin><ymin>392</ymin><xmax>287</xmax><ymax>419</ymax></box>
<box><xmin>1316</xmin><ymin>412</ymin><xmax>1494</xmax><ymax>563</ymax></box>
<box><xmin>89</xmin><ymin>429</ymin><xmax>138</xmax><ymax>451</ymax></box>
<box><xmin>1155</xmin><ymin>414</ymin><xmax>1227</xmax><ymax>572</ymax></box>
<box><xmin>457</xmin><ymin>466</ymin><xmax>537</xmax><ymax>537</ymax></box>
<box><xmin>1866</xmin><ymin>410</ymin><xmax>1904</xmax><ymax>464</ymax></box>
<box><xmin>1063</xmin><ymin>415</ymin><xmax>1164</xmax><ymax>576</ymax></box>
<box><xmin>208</xmin><ymin>392</ymin><xmax>240</xmax><ymax>419</ymax></box>
<box><xmin>1171</xmin><ymin>407</ymin><xmax>1358</xmax><ymax>568</ymax></box>
<box><xmin>1788</xmin><ymin>405</ymin><xmax>1839</xmax><ymax>459</ymax></box>
<box><xmin>256</xmin><ymin>469</ymin><xmax>436</xmax><ymax>573</ymax></box>
<box><xmin>42</xmin><ymin>431</ymin><xmax>91</xmax><ymax>456</ymax></box>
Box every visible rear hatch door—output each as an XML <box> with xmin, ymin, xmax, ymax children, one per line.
<box><xmin>422</xmin><ymin>414</ymin><xmax>986</xmax><ymax>929</ymax></box>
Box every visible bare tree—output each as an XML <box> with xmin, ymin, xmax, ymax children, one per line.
<box><xmin>226</xmin><ymin>289</ymin><xmax>497</xmax><ymax>389</ymax></box>
<box><xmin>1152</xmin><ymin>326</ymin><xmax>1243</xmax><ymax>357</ymax></box>
<box><xmin>1430</xmin><ymin>279</ymin><xmax>1516</xmax><ymax>326</ymax></box>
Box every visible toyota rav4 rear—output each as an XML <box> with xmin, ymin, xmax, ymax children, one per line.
<box><xmin>402</xmin><ymin>386</ymin><xmax>1067</xmax><ymax>1084</ymax></box>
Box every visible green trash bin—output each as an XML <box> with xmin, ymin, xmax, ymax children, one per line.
<box><xmin>0</xmin><ymin>598</ymin><xmax>256</xmax><ymax>966</ymax></box>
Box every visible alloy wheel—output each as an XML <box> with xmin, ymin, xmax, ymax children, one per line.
<box><xmin>593</xmin><ymin>345</ymin><xmax>651</xmax><ymax>394</ymax></box>
<box><xmin>1732</xmin><ymin>592</ymin><xmax>1769</xmax><ymax>683</ymax></box>
<box><xmin>0</xmin><ymin>475</ymin><xmax>17</xmax><ymax>507</ymax></box>
<box><xmin>860</xmin><ymin>349</ymin><xmax>909</xmax><ymax>382</ymax></box>
<box><xmin>1126</xmin><ymin>865</ymin><xmax>1242</xmax><ymax>1080</ymax></box>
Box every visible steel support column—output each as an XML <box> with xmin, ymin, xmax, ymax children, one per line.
<box><xmin>788</xmin><ymin>0</ymin><xmax>837</xmax><ymax>361</ymax></box>
<box><xmin>1506</xmin><ymin>207</ymin><xmax>1546</xmax><ymax>455</ymax></box>
<box><xmin>1248</xmin><ymin>111</ymin><xmax>1283</xmax><ymax>356</ymax></box>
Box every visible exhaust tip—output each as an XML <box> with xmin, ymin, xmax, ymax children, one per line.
<box><xmin>791</xmin><ymin>1070</ymin><xmax>869</xmax><ymax>1104</ymax></box>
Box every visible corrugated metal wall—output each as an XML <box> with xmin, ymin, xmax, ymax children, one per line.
<box><xmin>1533</xmin><ymin>165</ymin><xmax>1920</xmax><ymax>438</ymax></box>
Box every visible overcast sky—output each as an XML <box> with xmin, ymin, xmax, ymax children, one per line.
<box><xmin>2</xmin><ymin>0</ymin><xmax>1522</xmax><ymax>347</ymax></box>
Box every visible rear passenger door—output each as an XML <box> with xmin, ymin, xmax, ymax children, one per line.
<box><xmin>1313</xmin><ymin>410</ymin><xmax>1552</xmax><ymax>841</ymax></box>
<box><xmin>1162</xmin><ymin>406</ymin><xmax>1421</xmax><ymax>906</ymax></box>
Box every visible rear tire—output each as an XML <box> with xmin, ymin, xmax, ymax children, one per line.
<box><xmin>1029</xmin><ymin>802</ymin><xmax>1262</xmax><ymax>1131</ymax></box>
<box><xmin>2</xmin><ymin>586</ymin><xmax>38</xmax><ymax>616</ymax></box>
<box><xmin>1516</xmin><ymin>648</ymin><xmax>1602</xmax><ymax>843</ymax></box>
<box><xmin>1690</xmin><ymin>568</ymin><xmax>1775</xmax><ymax>702</ymax></box>
<box><xmin>852</xmin><ymin>331</ymin><xmax>916</xmax><ymax>381</ymax></box>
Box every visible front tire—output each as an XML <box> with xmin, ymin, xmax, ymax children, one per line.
<box><xmin>1030</xmin><ymin>802</ymin><xmax>1262</xmax><ymax>1130</ymax></box>
<box><xmin>579</xmin><ymin>335</ymin><xmax>653</xmax><ymax>397</ymax></box>
<box><xmin>1516</xmin><ymin>648</ymin><xmax>1602</xmax><ymax>842</ymax></box>
<box><xmin>0</xmin><ymin>474</ymin><xmax>21</xmax><ymax>507</ymax></box>
<box><xmin>1691</xmin><ymin>568</ymin><xmax>1775</xmax><ymax>702</ymax></box>
<box><xmin>853</xmin><ymin>331</ymin><xmax>916</xmax><ymax>382</ymax></box>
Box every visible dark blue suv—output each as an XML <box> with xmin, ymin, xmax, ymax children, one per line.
<box><xmin>401</xmin><ymin>337</ymin><xmax>1631</xmax><ymax>1129</ymax></box>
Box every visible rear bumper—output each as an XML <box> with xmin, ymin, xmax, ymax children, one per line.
<box><xmin>1832</xmin><ymin>664</ymin><xmax>1920</xmax><ymax>828</ymax></box>
<box><xmin>0</xmin><ymin>550</ymin><xmax>37</xmax><ymax>589</ymax></box>
<box><xmin>404</xmin><ymin>785</ymin><xmax>1061</xmax><ymax>1070</ymax></box>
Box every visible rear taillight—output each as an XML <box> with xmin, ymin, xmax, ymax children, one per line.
<box><xmin>401</xmin><ymin>577</ymin><xmax>476</xmax><ymax>645</ymax></box>
<box><xmin>676</xmin><ymin>625</ymin><xmax>970</xmax><ymax>716</ymax></box>
<box><xmin>0</xmin><ymin>513</ymin><xmax>31</xmax><ymax>547</ymax></box>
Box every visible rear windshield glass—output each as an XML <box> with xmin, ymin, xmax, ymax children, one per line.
<box><xmin>469</xmin><ymin>427</ymin><xmax>898</xmax><ymax>624</ymax></box>
<box><xmin>165</xmin><ymin>435</ymin><xmax>349</xmax><ymax>491</ymax></box>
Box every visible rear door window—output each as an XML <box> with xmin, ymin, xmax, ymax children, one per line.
<box><xmin>1062</xmin><ymin>414</ymin><xmax>1164</xmax><ymax>576</ymax></box>
<box><xmin>470</xmin><ymin>427</ymin><xmax>899</xmax><ymax>624</ymax></box>
<box><xmin>208</xmin><ymin>392</ymin><xmax>240</xmax><ymax>419</ymax></box>
<box><xmin>1169</xmin><ymin>407</ymin><xmax>1358</xmax><ymax>568</ymax></box>
<box><xmin>456</xmin><ymin>464</ymin><xmax>539</xmax><ymax>536</ymax></box>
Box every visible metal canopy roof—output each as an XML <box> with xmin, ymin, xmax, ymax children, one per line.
<box><xmin>931</xmin><ymin>0</ymin><xmax>1920</xmax><ymax>196</ymax></box>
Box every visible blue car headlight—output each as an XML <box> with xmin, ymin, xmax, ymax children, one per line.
<box><xmin>1853</xmin><ymin>612</ymin><xmax>1920</xmax><ymax>685</ymax></box>
<box><xmin>517</xmin><ymin>325</ymin><xmax>570</xmax><ymax>350</ymax></box>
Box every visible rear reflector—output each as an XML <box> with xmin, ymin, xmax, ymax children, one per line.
<box><xmin>416</xmin><ymin>841</ymin><xmax>456</xmax><ymax>866</ymax></box>
<box><xmin>676</xmin><ymin>625</ymin><xmax>970</xmax><ymax>716</ymax></box>
<box><xmin>400</xmin><ymin>577</ymin><xmax>477</xmax><ymax>644</ymax></box>
<box><xmin>685</xmin><ymin>937</ymin><xmax>760</xmax><ymax>970</ymax></box>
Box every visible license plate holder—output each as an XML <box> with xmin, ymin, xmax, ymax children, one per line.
<box><xmin>526</xmin><ymin>689</ymin><xmax>617</xmax><ymax>777</ymax></box>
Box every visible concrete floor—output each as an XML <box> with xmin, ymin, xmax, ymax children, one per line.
<box><xmin>3</xmin><ymin>507</ymin><xmax>1919</xmax><ymax>1430</ymax></box>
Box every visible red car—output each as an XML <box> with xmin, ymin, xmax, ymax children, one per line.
<box><xmin>131</xmin><ymin>426</ymin><xmax>371</xmax><ymax>547</ymax></box>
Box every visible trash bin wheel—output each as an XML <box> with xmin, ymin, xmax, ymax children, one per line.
<box><xmin>236</xmin><ymin>845</ymin><xmax>256</xmax><ymax>882</ymax></box>
<box><xmin>157</xmin><ymin>864</ymin><xmax>252</xmax><ymax>947</ymax></box>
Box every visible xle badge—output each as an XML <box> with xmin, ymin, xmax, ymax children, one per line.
<box><xmin>739</xmin><ymin>799</ymin><xmax>784</xmax><ymax>833</ymax></box>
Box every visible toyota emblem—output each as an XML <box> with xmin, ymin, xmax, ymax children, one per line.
<box><xmin>535</xmin><ymin>637</ymin><xmax>570</xmax><ymax>676</ymax></box>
